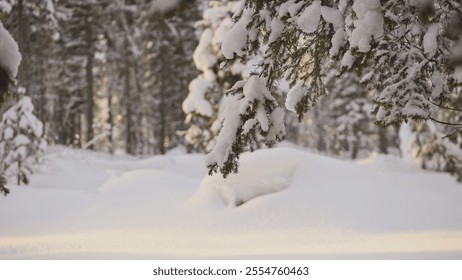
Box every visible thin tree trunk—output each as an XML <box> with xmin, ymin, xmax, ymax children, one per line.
<box><xmin>57</xmin><ymin>89</ymin><xmax>65</xmax><ymax>144</ymax></box>
<box><xmin>17</xmin><ymin>161</ymin><xmax>21</xmax><ymax>186</ymax></box>
<box><xmin>107</xmin><ymin>93</ymin><xmax>114</xmax><ymax>154</ymax></box>
<box><xmin>85</xmin><ymin>16</ymin><xmax>94</xmax><ymax>149</ymax></box>
<box><xmin>351</xmin><ymin>141</ymin><xmax>359</xmax><ymax>159</ymax></box>
<box><xmin>17</xmin><ymin>0</ymin><xmax>31</xmax><ymax>95</ymax></box>
<box><xmin>314</xmin><ymin>107</ymin><xmax>326</xmax><ymax>152</ymax></box>
<box><xmin>124</xmin><ymin>45</ymin><xmax>133</xmax><ymax>154</ymax></box>
<box><xmin>77</xmin><ymin>113</ymin><xmax>83</xmax><ymax>148</ymax></box>
<box><xmin>378</xmin><ymin>127</ymin><xmax>388</xmax><ymax>154</ymax></box>
<box><xmin>158</xmin><ymin>80</ymin><xmax>166</xmax><ymax>154</ymax></box>
<box><xmin>157</xmin><ymin>18</ymin><xmax>168</xmax><ymax>155</ymax></box>
<box><xmin>39</xmin><ymin>80</ymin><xmax>46</xmax><ymax>121</ymax></box>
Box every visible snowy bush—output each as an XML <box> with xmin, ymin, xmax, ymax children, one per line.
<box><xmin>0</xmin><ymin>19</ymin><xmax>22</xmax><ymax>195</ymax></box>
<box><xmin>0</xmin><ymin>96</ymin><xmax>47</xmax><ymax>185</ymax></box>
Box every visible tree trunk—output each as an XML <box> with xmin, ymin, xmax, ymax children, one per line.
<box><xmin>378</xmin><ymin>127</ymin><xmax>388</xmax><ymax>154</ymax></box>
<box><xmin>17</xmin><ymin>0</ymin><xmax>31</xmax><ymax>95</ymax></box>
<box><xmin>314</xmin><ymin>107</ymin><xmax>326</xmax><ymax>152</ymax></box>
<box><xmin>124</xmin><ymin>44</ymin><xmax>134</xmax><ymax>154</ymax></box>
<box><xmin>38</xmin><ymin>56</ymin><xmax>46</xmax><ymax>122</ymax></box>
<box><xmin>17</xmin><ymin>161</ymin><xmax>21</xmax><ymax>186</ymax></box>
<box><xmin>107</xmin><ymin>93</ymin><xmax>114</xmax><ymax>154</ymax></box>
<box><xmin>351</xmin><ymin>141</ymin><xmax>359</xmax><ymax>159</ymax></box>
<box><xmin>85</xmin><ymin>16</ymin><xmax>94</xmax><ymax>149</ymax></box>
<box><xmin>157</xmin><ymin>18</ymin><xmax>168</xmax><ymax>155</ymax></box>
<box><xmin>57</xmin><ymin>89</ymin><xmax>65</xmax><ymax>144</ymax></box>
<box><xmin>158</xmin><ymin>61</ymin><xmax>167</xmax><ymax>154</ymax></box>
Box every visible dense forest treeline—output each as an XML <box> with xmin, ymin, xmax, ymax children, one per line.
<box><xmin>1</xmin><ymin>0</ymin><xmax>201</xmax><ymax>155</ymax></box>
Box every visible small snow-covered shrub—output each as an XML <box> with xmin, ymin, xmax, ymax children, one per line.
<box><xmin>0</xmin><ymin>96</ymin><xmax>47</xmax><ymax>185</ymax></box>
<box><xmin>0</xmin><ymin>20</ymin><xmax>22</xmax><ymax>195</ymax></box>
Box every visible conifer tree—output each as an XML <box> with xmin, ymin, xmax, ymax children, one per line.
<box><xmin>208</xmin><ymin>0</ymin><xmax>462</xmax><ymax>178</ymax></box>
<box><xmin>143</xmin><ymin>0</ymin><xmax>200</xmax><ymax>154</ymax></box>
<box><xmin>0</xmin><ymin>96</ymin><xmax>46</xmax><ymax>185</ymax></box>
<box><xmin>0</xmin><ymin>17</ymin><xmax>22</xmax><ymax>195</ymax></box>
<box><xmin>1</xmin><ymin>0</ymin><xmax>59</xmax><ymax>117</ymax></box>
<box><xmin>46</xmin><ymin>2</ymin><xmax>86</xmax><ymax>147</ymax></box>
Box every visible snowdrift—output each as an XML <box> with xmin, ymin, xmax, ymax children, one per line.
<box><xmin>1</xmin><ymin>146</ymin><xmax>462</xmax><ymax>259</ymax></box>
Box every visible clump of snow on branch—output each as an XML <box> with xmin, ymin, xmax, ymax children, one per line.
<box><xmin>182</xmin><ymin>76</ymin><xmax>213</xmax><ymax>117</ymax></box>
<box><xmin>285</xmin><ymin>82</ymin><xmax>308</xmax><ymax>113</ymax></box>
<box><xmin>221</xmin><ymin>8</ymin><xmax>252</xmax><ymax>59</ymax></box>
<box><xmin>295</xmin><ymin>2</ymin><xmax>347</xmax><ymax>56</ymax></box>
<box><xmin>296</xmin><ymin>1</ymin><xmax>322</xmax><ymax>34</ymax></box>
<box><xmin>193</xmin><ymin>29</ymin><xmax>218</xmax><ymax>75</ymax></box>
<box><xmin>205</xmin><ymin>92</ymin><xmax>242</xmax><ymax>170</ymax></box>
<box><xmin>349</xmin><ymin>0</ymin><xmax>384</xmax><ymax>52</ymax></box>
<box><xmin>0</xmin><ymin>21</ymin><xmax>21</xmax><ymax>78</ymax></box>
<box><xmin>268</xmin><ymin>18</ymin><xmax>284</xmax><ymax>44</ymax></box>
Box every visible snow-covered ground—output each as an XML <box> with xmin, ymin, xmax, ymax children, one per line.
<box><xmin>1</xmin><ymin>145</ymin><xmax>462</xmax><ymax>259</ymax></box>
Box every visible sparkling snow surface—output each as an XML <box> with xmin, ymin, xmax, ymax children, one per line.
<box><xmin>1</xmin><ymin>145</ymin><xmax>462</xmax><ymax>259</ymax></box>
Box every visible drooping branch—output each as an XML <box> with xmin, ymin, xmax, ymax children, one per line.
<box><xmin>430</xmin><ymin>100</ymin><xmax>462</xmax><ymax>114</ymax></box>
<box><xmin>429</xmin><ymin>116</ymin><xmax>462</xmax><ymax>126</ymax></box>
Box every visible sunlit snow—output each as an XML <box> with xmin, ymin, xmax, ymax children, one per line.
<box><xmin>1</xmin><ymin>145</ymin><xmax>462</xmax><ymax>259</ymax></box>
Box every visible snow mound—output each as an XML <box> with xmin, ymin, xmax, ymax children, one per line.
<box><xmin>192</xmin><ymin>148</ymin><xmax>302</xmax><ymax>207</ymax></box>
<box><xmin>3</xmin><ymin>146</ymin><xmax>462</xmax><ymax>259</ymax></box>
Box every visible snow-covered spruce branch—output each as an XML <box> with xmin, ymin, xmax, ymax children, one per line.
<box><xmin>182</xmin><ymin>0</ymin><xmax>250</xmax><ymax>153</ymax></box>
<box><xmin>206</xmin><ymin>76</ymin><xmax>284</xmax><ymax>177</ymax></box>
<box><xmin>207</xmin><ymin>0</ymin><xmax>462</xmax><ymax>177</ymax></box>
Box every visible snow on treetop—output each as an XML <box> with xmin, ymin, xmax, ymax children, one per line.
<box><xmin>0</xmin><ymin>21</ymin><xmax>21</xmax><ymax>78</ymax></box>
<box><xmin>1</xmin><ymin>96</ymin><xmax>43</xmax><ymax>138</ymax></box>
